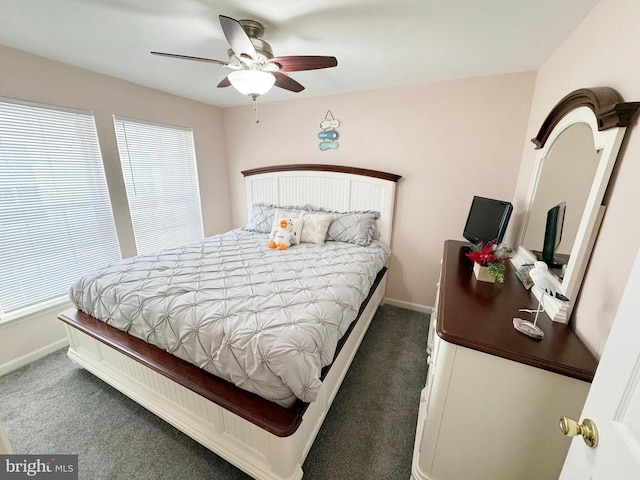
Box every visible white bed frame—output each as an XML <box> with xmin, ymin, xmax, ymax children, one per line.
<box><xmin>61</xmin><ymin>164</ymin><xmax>400</xmax><ymax>480</ymax></box>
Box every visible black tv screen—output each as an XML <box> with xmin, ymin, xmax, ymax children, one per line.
<box><xmin>463</xmin><ymin>196</ymin><xmax>513</xmax><ymax>245</ymax></box>
<box><xmin>542</xmin><ymin>201</ymin><xmax>566</xmax><ymax>265</ymax></box>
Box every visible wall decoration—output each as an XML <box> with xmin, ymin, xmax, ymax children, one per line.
<box><xmin>318</xmin><ymin>110</ymin><xmax>340</xmax><ymax>150</ymax></box>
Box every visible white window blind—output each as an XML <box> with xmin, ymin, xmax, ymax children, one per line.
<box><xmin>0</xmin><ymin>98</ymin><xmax>121</xmax><ymax>318</ymax></box>
<box><xmin>113</xmin><ymin>116</ymin><xmax>203</xmax><ymax>255</ymax></box>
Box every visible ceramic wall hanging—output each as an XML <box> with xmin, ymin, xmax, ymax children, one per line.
<box><xmin>319</xmin><ymin>110</ymin><xmax>340</xmax><ymax>150</ymax></box>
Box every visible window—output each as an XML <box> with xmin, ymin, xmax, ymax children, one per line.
<box><xmin>0</xmin><ymin>98</ymin><xmax>121</xmax><ymax>319</ymax></box>
<box><xmin>113</xmin><ymin>116</ymin><xmax>203</xmax><ymax>255</ymax></box>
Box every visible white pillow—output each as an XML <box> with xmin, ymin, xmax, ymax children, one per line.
<box><xmin>300</xmin><ymin>213</ymin><xmax>333</xmax><ymax>244</ymax></box>
<box><xmin>289</xmin><ymin>217</ymin><xmax>304</xmax><ymax>245</ymax></box>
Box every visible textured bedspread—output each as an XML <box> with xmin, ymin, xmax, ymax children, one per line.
<box><xmin>69</xmin><ymin>229</ymin><xmax>390</xmax><ymax>406</ymax></box>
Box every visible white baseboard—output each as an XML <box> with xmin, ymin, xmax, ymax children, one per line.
<box><xmin>0</xmin><ymin>338</ymin><xmax>68</xmax><ymax>377</ymax></box>
<box><xmin>383</xmin><ymin>297</ymin><xmax>433</xmax><ymax>315</ymax></box>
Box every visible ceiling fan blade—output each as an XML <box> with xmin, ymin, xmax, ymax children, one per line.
<box><xmin>273</xmin><ymin>72</ymin><xmax>305</xmax><ymax>93</ymax></box>
<box><xmin>270</xmin><ymin>56</ymin><xmax>338</xmax><ymax>72</ymax></box>
<box><xmin>150</xmin><ymin>51</ymin><xmax>229</xmax><ymax>66</ymax></box>
<box><xmin>217</xmin><ymin>76</ymin><xmax>231</xmax><ymax>88</ymax></box>
<box><xmin>219</xmin><ymin>15</ymin><xmax>257</xmax><ymax>60</ymax></box>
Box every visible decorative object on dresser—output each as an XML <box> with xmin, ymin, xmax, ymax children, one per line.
<box><xmin>513</xmin><ymin>261</ymin><xmax>563</xmax><ymax>340</ymax></box>
<box><xmin>472</xmin><ymin>262</ymin><xmax>494</xmax><ymax>283</ymax></box>
<box><xmin>412</xmin><ymin>240</ymin><xmax>597</xmax><ymax>480</ymax></box>
<box><xmin>59</xmin><ymin>164</ymin><xmax>401</xmax><ymax>480</ymax></box>
<box><xmin>466</xmin><ymin>240</ymin><xmax>512</xmax><ymax>283</ymax></box>
<box><xmin>512</xmin><ymin>87</ymin><xmax>640</xmax><ymax>324</ymax></box>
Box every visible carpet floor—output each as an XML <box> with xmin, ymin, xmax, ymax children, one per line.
<box><xmin>0</xmin><ymin>305</ymin><xmax>428</xmax><ymax>479</ymax></box>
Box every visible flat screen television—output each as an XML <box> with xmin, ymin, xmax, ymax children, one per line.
<box><xmin>542</xmin><ymin>201</ymin><xmax>566</xmax><ymax>267</ymax></box>
<box><xmin>462</xmin><ymin>196</ymin><xmax>513</xmax><ymax>245</ymax></box>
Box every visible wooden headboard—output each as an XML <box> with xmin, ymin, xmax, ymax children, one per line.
<box><xmin>242</xmin><ymin>164</ymin><xmax>401</xmax><ymax>246</ymax></box>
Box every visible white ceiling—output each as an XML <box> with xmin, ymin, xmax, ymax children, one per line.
<box><xmin>0</xmin><ymin>0</ymin><xmax>600</xmax><ymax>108</ymax></box>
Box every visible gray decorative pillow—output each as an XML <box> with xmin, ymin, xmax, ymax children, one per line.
<box><xmin>244</xmin><ymin>203</ymin><xmax>305</xmax><ymax>234</ymax></box>
<box><xmin>243</xmin><ymin>203</ymin><xmax>276</xmax><ymax>233</ymax></box>
<box><xmin>306</xmin><ymin>206</ymin><xmax>380</xmax><ymax>246</ymax></box>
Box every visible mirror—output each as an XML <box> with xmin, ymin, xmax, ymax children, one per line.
<box><xmin>522</xmin><ymin>123</ymin><xmax>601</xmax><ymax>271</ymax></box>
<box><xmin>513</xmin><ymin>88</ymin><xmax>640</xmax><ymax>324</ymax></box>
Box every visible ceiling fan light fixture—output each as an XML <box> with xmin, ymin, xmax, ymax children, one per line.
<box><xmin>228</xmin><ymin>70</ymin><xmax>275</xmax><ymax>97</ymax></box>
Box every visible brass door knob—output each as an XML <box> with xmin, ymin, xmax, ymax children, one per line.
<box><xmin>559</xmin><ymin>416</ymin><xmax>598</xmax><ymax>448</ymax></box>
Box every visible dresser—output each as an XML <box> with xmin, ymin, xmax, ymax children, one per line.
<box><xmin>412</xmin><ymin>240</ymin><xmax>598</xmax><ymax>480</ymax></box>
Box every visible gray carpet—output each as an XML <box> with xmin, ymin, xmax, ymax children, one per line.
<box><xmin>0</xmin><ymin>305</ymin><xmax>428</xmax><ymax>480</ymax></box>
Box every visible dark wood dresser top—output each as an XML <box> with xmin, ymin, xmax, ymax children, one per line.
<box><xmin>437</xmin><ymin>240</ymin><xmax>598</xmax><ymax>382</ymax></box>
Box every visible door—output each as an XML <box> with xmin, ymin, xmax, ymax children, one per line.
<box><xmin>560</xmin><ymin>247</ymin><xmax>640</xmax><ymax>478</ymax></box>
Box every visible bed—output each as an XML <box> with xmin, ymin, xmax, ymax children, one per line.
<box><xmin>58</xmin><ymin>164</ymin><xmax>401</xmax><ymax>480</ymax></box>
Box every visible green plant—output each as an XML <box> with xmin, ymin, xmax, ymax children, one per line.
<box><xmin>486</xmin><ymin>262</ymin><xmax>506</xmax><ymax>283</ymax></box>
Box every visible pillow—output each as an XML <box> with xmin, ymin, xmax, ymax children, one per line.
<box><xmin>244</xmin><ymin>203</ymin><xmax>305</xmax><ymax>234</ymax></box>
<box><xmin>326</xmin><ymin>211</ymin><xmax>379</xmax><ymax>246</ymax></box>
<box><xmin>300</xmin><ymin>212</ymin><xmax>333</xmax><ymax>244</ymax></box>
<box><xmin>289</xmin><ymin>217</ymin><xmax>304</xmax><ymax>245</ymax></box>
<box><xmin>271</xmin><ymin>208</ymin><xmax>305</xmax><ymax>245</ymax></box>
<box><xmin>304</xmin><ymin>206</ymin><xmax>381</xmax><ymax>246</ymax></box>
<box><xmin>243</xmin><ymin>203</ymin><xmax>275</xmax><ymax>233</ymax></box>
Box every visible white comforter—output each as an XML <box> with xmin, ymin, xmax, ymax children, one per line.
<box><xmin>69</xmin><ymin>229</ymin><xmax>390</xmax><ymax>406</ymax></box>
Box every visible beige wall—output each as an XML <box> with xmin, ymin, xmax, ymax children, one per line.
<box><xmin>223</xmin><ymin>73</ymin><xmax>536</xmax><ymax>309</ymax></box>
<box><xmin>511</xmin><ymin>0</ymin><xmax>640</xmax><ymax>356</ymax></box>
<box><xmin>0</xmin><ymin>45</ymin><xmax>229</xmax><ymax>370</ymax></box>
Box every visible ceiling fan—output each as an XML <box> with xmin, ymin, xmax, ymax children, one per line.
<box><xmin>151</xmin><ymin>15</ymin><xmax>338</xmax><ymax>100</ymax></box>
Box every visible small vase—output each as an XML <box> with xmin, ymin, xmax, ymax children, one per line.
<box><xmin>473</xmin><ymin>262</ymin><xmax>495</xmax><ymax>283</ymax></box>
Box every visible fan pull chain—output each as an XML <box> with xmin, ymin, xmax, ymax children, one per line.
<box><xmin>253</xmin><ymin>97</ymin><xmax>260</xmax><ymax>123</ymax></box>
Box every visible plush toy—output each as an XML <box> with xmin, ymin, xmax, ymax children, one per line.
<box><xmin>268</xmin><ymin>218</ymin><xmax>295</xmax><ymax>250</ymax></box>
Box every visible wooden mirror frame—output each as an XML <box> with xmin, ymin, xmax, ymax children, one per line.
<box><xmin>512</xmin><ymin>88</ymin><xmax>640</xmax><ymax>324</ymax></box>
